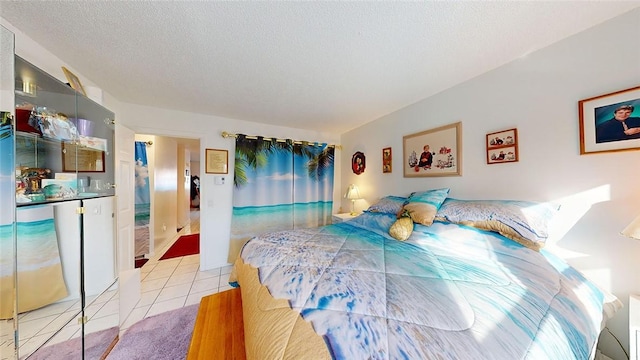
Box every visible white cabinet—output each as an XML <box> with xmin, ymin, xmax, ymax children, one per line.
<box><xmin>631</xmin><ymin>294</ymin><xmax>639</xmax><ymax>360</ymax></box>
<box><xmin>53</xmin><ymin>200</ymin><xmax>82</xmax><ymax>301</ymax></box>
<box><xmin>332</xmin><ymin>213</ymin><xmax>358</xmax><ymax>223</ymax></box>
<box><xmin>83</xmin><ymin>197</ymin><xmax>116</xmax><ymax>297</ymax></box>
<box><xmin>50</xmin><ymin>197</ymin><xmax>116</xmax><ymax>300</ymax></box>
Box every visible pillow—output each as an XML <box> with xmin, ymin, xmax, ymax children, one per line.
<box><xmin>435</xmin><ymin>198</ymin><xmax>559</xmax><ymax>250</ymax></box>
<box><xmin>402</xmin><ymin>188</ymin><xmax>450</xmax><ymax>226</ymax></box>
<box><xmin>365</xmin><ymin>195</ymin><xmax>409</xmax><ymax>215</ymax></box>
<box><xmin>389</xmin><ymin>216</ymin><xmax>413</xmax><ymax>241</ymax></box>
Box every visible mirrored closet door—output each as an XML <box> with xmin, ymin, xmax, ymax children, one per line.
<box><xmin>0</xmin><ymin>33</ymin><xmax>119</xmax><ymax>360</ymax></box>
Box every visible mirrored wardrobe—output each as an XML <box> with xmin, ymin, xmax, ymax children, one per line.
<box><xmin>0</xmin><ymin>25</ymin><xmax>119</xmax><ymax>360</ymax></box>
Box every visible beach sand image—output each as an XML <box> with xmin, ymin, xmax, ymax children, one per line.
<box><xmin>1</xmin><ymin>263</ymin><xmax>68</xmax><ymax>319</ymax></box>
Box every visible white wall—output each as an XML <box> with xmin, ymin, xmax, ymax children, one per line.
<box><xmin>340</xmin><ymin>9</ymin><xmax>640</xmax><ymax>359</ymax></box>
<box><xmin>149</xmin><ymin>135</ymin><xmax>178</xmax><ymax>250</ymax></box>
<box><xmin>190</xmin><ymin>161</ymin><xmax>200</xmax><ymax>177</ymax></box>
<box><xmin>177</xmin><ymin>144</ymin><xmax>190</xmax><ymax>230</ymax></box>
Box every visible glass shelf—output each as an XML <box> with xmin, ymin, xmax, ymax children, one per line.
<box><xmin>14</xmin><ymin>56</ymin><xmax>115</xmax><ymax>207</ymax></box>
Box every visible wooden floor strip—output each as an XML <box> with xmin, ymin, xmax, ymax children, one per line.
<box><xmin>187</xmin><ymin>288</ymin><xmax>246</xmax><ymax>360</ymax></box>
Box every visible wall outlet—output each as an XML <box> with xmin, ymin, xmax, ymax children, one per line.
<box><xmin>162</xmin><ymin>224</ymin><xmax>167</xmax><ymax>232</ymax></box>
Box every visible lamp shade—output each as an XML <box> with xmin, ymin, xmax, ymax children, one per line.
<box><xmin>621</xmin><ymin>214</ymin><xmax>640</xmax><ymax>240</ymax></box>
<box><xmin>344</xmin><ymin>184</ymin><xmax>361</xmax><ymax>200</ymax></box>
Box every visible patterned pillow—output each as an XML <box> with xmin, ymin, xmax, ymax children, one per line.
<box><xmin>435</xmin><ymin>198</ymin><xmax>560</xmax><ymax>250</ymax></box>
<box><xmin>403</xmin><ymin>188</ymin><xmax>450</xmax><ymax>226</ymax></box>
<box><xmin>365</xmin><ymin>195</ymin><xmax>409</xmax><ymax>215</ymax></box>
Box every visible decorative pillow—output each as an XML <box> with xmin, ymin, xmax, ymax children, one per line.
<box><xmin>365</xmin><ymin>195</ymin><xmax>409</xmax><ymax>215</ymax></box>
<box><xmin>403</xmin><ymin>188</ymin><xmax>450</xmax><ymax>226</ymax></box>
<box><xmin>389</xmin><ymin>216</ymin><xmax>413</xmax><ymax>241</ymax></box>
<box><xmin>435</xmin><ymin>198</ymin><xmax>560</xmax><ymax>250</ymax></box>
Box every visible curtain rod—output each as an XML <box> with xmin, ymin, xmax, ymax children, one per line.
<box><xmin>221</xmin><ymin>131</ymin><xmax>341</xmax><ymax>149</ymax></box>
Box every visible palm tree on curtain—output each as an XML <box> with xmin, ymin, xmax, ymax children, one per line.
<box><xmin>233</xmin><ymin>135</ymin><xmax>334</xmax><ymax>187</ymax></box>
<box><xmin>0</xmin><ymin>113</ymin><xmax>12</xmax><ymax>140</ymax></box>
<box><xmin>305</xmin><ymin>145</ymin><xmax>334</xmax><ymax>181</ymax></box>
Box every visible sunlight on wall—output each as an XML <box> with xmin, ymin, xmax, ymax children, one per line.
<box><xmin>545</xmin><ymin>185</ymin><xmax>611</xmax><ymax>259</ymax></box>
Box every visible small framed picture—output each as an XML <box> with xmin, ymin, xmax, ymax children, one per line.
<box><xmin>351</xmin><ymin>151</ymin><xmax>366</xmax><ymax>175</ymax></box>
<box><xmin>486</xmin><ymin>128</ymin><xmax>518</xmax><ymax>164</ymax></box>
<box><xmin>205</xmin><ymin>148</ymin><xmax>229</xmax><ymax>174</ymax></box>
<box><xmin>579</xmin><ymin>86</ymin><xmax>640</xmax><ymax>154</ymax></box>
<box><xmin>61</xmin><ymin>66</ymin><xmax>86</xmax><ymax>96</ymax></box>
<box><xmin>382</xmin><ymin>147</ymin><xmax>392</xmax><ymax>173</ymax></box>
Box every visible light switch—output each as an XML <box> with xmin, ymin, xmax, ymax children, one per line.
<box><xmin>215</xmin><ymin>176</ymin><xmax>225</xmax><ymax>185</ymax></box>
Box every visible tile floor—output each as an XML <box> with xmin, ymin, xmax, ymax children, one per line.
<box><xmin>1</xmin><ymin>209</ymin><xmax>232</xmax><ymax>359</ymax></box>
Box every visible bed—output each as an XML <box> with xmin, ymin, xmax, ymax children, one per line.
<box><xmin>230</xmin><ymin>189</ymin><xmax>622</xmax><ymax>360</ymax></box>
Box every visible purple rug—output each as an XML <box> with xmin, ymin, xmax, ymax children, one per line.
<box><xmin>25</xmin><ymin>326</ymin><xmax>118</xmax><ymax>360</ymax></box>
<box><xmin>106</xmin><ymin>304</ymin><xmax>199</xmax><ymax>360</ymax></box>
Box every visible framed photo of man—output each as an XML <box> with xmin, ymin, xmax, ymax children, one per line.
<box><xmin>579</xmin><ymin>85</ymin><xmax>640</xmax><ymax>155</ymax></box>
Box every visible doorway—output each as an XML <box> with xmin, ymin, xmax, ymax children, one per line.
<box><xmin>132</xmin><ymin>134</ymin><xmax>201</xmax><ymax>266</ymax></box>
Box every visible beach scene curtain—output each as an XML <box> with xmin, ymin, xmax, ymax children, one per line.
<box><xmin>0</xmin><ymin>113</ymin><xmax>16</xmax><ymax>318</ymax></box>
<box><xmin>229</xmin><ymin>135</ymin><xmax>335</xmax><ymax>262</ymax></box>
<box><xmin>134</xmin><ymin>141</ymin><xmax>151</xmax><ymax>258</ymax></box>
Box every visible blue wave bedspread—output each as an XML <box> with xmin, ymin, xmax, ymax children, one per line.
<box><xmin>240</xmin><ymin>212</ymin><xmax>615</xmax><ymax>360</ymax></box>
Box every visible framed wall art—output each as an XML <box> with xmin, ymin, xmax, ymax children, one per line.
<box><xmin>62</xmin><ymin>141</ymin><xmax>105</xmax><ymax>172</ymax></box>
<box><xmin>382</xmin><ymin>147</ymin><xmax>392</xmax><ymax>173</ymax></box>
<box><xmin>205</xmin><ymin>148</ymin><xmax>228</xmax><ymax>174</ymax></box>
<box><xmin>351</xmin><ymin>151</ymin><xmax>366</xmax><ymax>175</ymax></box>
<box><xmin>486</xmin><ymin>128</ymin><xmax>518</xmax><ymax>164</ymax></box>
<box><xmin>403</xmin><ymin>122</ymin><xmax>461</xmax><ymax>177</ymax></box>
<box><xmin>62</xmin><ymin>66</ymin><xmax>87</xmax><ymax>96</ymax></box>
<box><xmin>579</xmin><ymin>85</ymin><xmax>640</xmax><ymax>154</ymax></box>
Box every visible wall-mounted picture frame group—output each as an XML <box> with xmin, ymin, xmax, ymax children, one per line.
<box><xmin>205</xmin><ymin>148</ymin><xmax>228</xmax><ymax>174</ymax></box>
<box><xmin>382</xmin><ymin>147</ymin><xmax>392</xmax><ymax>173</ymax></box>
<box><xmin>403</xmin><ymin>122</ymin><xmax>461</xmax><ymax>177</ymax></box>
<box><xmin>579</xmin><ymin>85</ymin><xmax>640</xmax><ymax>155</ymax></box>
<box><xmin>486</xmin><ymin>128</ymin><xmax>518</xmax><ymax>164</ymax></box>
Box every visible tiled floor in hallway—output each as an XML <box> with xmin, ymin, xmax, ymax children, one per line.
<box><xmin>121</xmin><ymin>209</ymin><xmax>233</xmax><ymax>331</ymax></box>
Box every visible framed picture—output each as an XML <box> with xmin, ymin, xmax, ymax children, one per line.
<box><xmin>351</xmin><ymin>151</ymin><xmax>366</xmax><ymax>175</ymax></box>
<box><xmin>382</xmin><ymin>147</ymin><xmax>392</xmax><ymax>173</ymax></box>
<box><xmin>403</xmin><ymin>122</ymin><xmax>462</xmax><ymax>177</ymax></box>
<box><xmin>486</xmin><ymin>128</ymin><xmax>518</xmax><ymax>164</ymax></box>
<box><xmin>579</xmin><ymin>85</ymin><xmax>640</xmax><ymax>154</ymax></box>
<box><xmin>62</xmin><ymin>141</ymin><xmax>105</xmax><ymax>172</ymax></box>
<box><xmin>205</xmin><ymin>148</ymin><xmax>228</xmax><ymax>174</ymax></box>
<box><xmin>61</xmin><ymin>67</ymin><xmax>86</xmax><ymax>96</ymax></box>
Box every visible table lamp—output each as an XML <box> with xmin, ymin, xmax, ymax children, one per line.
<box><xmin>344</xmin><ymin>184</ymin><xmax>361</xmax><ymax>216</ymax></box>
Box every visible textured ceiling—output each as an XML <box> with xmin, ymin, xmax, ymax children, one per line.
<box><xmin>1</xmin><ymin>2</ymin><xmax>639</xmax><ymax>134</ymax></box>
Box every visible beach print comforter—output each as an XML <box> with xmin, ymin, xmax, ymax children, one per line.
<box><xmin>239</xmin><ymin>212</ymin><xmax>620</xmax><ymax>360</ymax></box>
